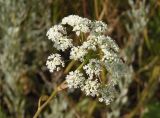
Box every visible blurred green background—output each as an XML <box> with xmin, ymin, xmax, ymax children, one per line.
<box><xmin>0</xmin><ymin>0</ymin><xmax>160</xmax><ymax>118</ymax></box>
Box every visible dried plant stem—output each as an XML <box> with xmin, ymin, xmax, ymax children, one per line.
<box><xmin>82</xmin><ymin>0</ymin><xmax>88</xmax><ymax>17</ymax></box>
<box><xmin>125</xmin><ymin>66</ymin><xmax>160</xmax><ymax>118</ymax></box>
<box><xmin>88</xmin><ymin>101</ymin><xmax>97</xmax><ymax>117</ymax></box>
<box><xmin>98</xmin><ymin>0</ymin><xmax>107</xmax><ymax>20</ymax></box>
<box><xmin>138</xmin><ymin>56</ymin><xmax>159</xmax><ymax>73</ymax></box>
<box><xmin>94</xmin><ymin>0</ymin><xmax>99</xmax><ymax>19</ymax></box>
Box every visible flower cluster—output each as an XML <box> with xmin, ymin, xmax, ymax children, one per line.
<box><xmin>46</xmin><ymin>15</ymin><xmax>128</xmax><ymax>105</ymax></box>
<box><xmin>83</xmin><ymin>59</ymin><xmax>101</xmax><ymax>79</ymax></box>
<box><xmin>70</xmin><ymin>46</ymin><xmax>88</xmax><ymax>61</ymax></box>
<box><xmin>62</xmin><ymin>15</ymin><xmax>91</xmax><ymax>36</ymax></box>
<box><xmin>46</xmin><ymin>54</ymin><xmax>65</xmax><ymax>72</ymax></box>
<box><xmin>66</xmin><ymin>70</ymin><xmax>85</xmax><ymax>89</ymax></box>
<box><xmin>91</xmin><ymin>21</ymin><xmax>107</xmax><ymax>34</ymax></box>
<box><xmin>98</xmin><ymin>80</ymin><xmax>118</xmax><ymax>105</ymax></box>
<box><xmin>46</xmin><ymin>25</ymin><xmax>73</xmax><ymax>51</ymax></box>
<box><xmin>81</xmin><ymin>79</ymin><xmax>100</xmax><ymax>97</ymax></box>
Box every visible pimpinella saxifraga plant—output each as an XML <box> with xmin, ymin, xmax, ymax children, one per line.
<box><xmin>45</xmin><ymin>15</ymin><xmax>131</xmax><ymax>105</ymax></box>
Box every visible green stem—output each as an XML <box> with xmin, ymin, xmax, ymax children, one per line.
<box><xmin>33</xmin><ymin>81</ymin><xmax>67</xmax><ymax>118</ymax></box>
<box><xmin>99</xmin><ymin>48</ymin><xmax>106</xmax><ymax>83</ymax></box>
<box><xmin>64</xmin><ymin>60</ymin><xmax>76</xmax><ymax>74</ymax></box>
<box><xmin>77</xmin><ymin>61</ymin><xmax>87</xmax><ymax>70</ymax></box>
<box><xmin>33</xmin><ymin>90</ymin><xmax>58</xmax><ymax>118</ymax></box>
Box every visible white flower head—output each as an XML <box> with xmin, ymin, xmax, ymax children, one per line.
<box><xmin>96</xmin><ymin>35</ymin><xmax>119</xmax><ymax>53</ymax></box>
<box><xmin>45</xmin><ymin>15</ymin><xmax>129</xmax><ymax>106</ymax></box>
<box><xmin>66</xmin><ymin>70</ymin><xmax>85</xmax><ymax>89</ymax></box>
<box><xmin>46</xmin><ymin>24</ymin><xmax>66</xmax><ymax>41</ymax></box>
<box><xmin>82</xmin><ymin>38</ymin><xmax>97</xmax><ymax>51</ymax></box>
<box><xmin>81</xmin><ymin>79</ymin><xmax>100</xmax><ymax>97</ymax></box>
<box><xmin>53</xmin><ymin>37</ymin><xmax>73</xmax><ymax>51</ymax></box>
<box><xmin>62</xmin><ymin>15</ymin><xmax>91</xmax><ymax>36</ymax></box>
<box><xmin>101</xmin><ymin>49</ymin><xmax>118</xmax><ymax>63</ymax></box>
<box><xmin>62</xmin><ymin>15</ymin><xmax>81</xmax><ymax>26</ymax></box>
<box><xmin>72</xmin><ymin>18</ymin><xmax>91</xmax><ymax>35</ymax></box>
<box><xmin>46</xmin><ymin>24</ymin><xmax>73</xmax><ymax>51</ymax></box>
<box><xmin>83</xmin><ymin>59</ymin><xmax>102</xmax><ymax>79</ymax></box>
<box><xmin>46</xmin><ymin>53</ymin><xmax>64</xmax><ymax>72</ymax></box>
<box><xmin>98</xmin><ymin>97</ymin><xmax>113</xmax><ymax>105</ymax></box>
<box><xmin>70</xmin><ymin>46</ymin><xmax>88</xmax><ymax>61</ymax></box>
<box><xmin>91</xmin><ymin>21</ymin><xmax>107</xmax><ymax>34</ymax></box>
<box><xmin>98</xmin><ymin>80</ymin><xmax>119</xmax><ymax>105</ymax></box>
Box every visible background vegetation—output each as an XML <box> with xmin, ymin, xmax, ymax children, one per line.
<box><xmin>0</xmin><ymin>0</ymin><xmax>160</xmax><ymax>118</ymax></box>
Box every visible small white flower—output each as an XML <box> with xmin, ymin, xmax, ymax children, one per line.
<box><xmin>72</xmin><ymin>19</ymin><xmax>91</xmax><ymax>35</ymax></box>
<box><xmin>99</xmin><ymin>96</ymin><xmax>113</xmax><ymax>105</ymax></box>
<box><xmin>53</xmin><ymin>37</ymin><xmax>73</xmax><ymax>51</ymax></box>
<box><xmin>99</xmin><ymin>98</ymin><xmax>112</xmax><ymax>105</ymax></box>
<box><xmin>62</xmin><ymin>15</ymin><xmax>81</xmax><ymax>26</ymax></box>
<box><xmin>97</xmin><ymin>36</ymin><xmax>119</xmax><ymax>53</ymax></box>
<box><xmin>46</xmin><ymin>53</ymin><xmax>64</xmax><ymax>72</ymax></box>
<box><xmin>81</xmin><ymin>79</ymin><xmax>100</xmax><ymax>97</ymax></box>
<box><xmin>91</xmin><ymin>21</ymin><xmax>107</xmax><ymax>34</ymax></box>
<box><xmin>96</xmin><ymin>35</ymin><xmax>108</xmax><ymax>45</ymax></box>
<box><xmin>66</xmin><ymin>70</ymin><xmax>85</xmax><ymax>88</ymax></box>
<box><xmin>98</xmin><ymin>98</ymin><xmax>104</xmax><ymax>102</ymax></box>
<box><xmin>62</xmin><ymin>15</ymin><xmax>91</xmax><ymax>36</ymax></box>
<box><xmin>82</xmin><ymin>39</ymin><xmax>97</xmax><ymax>51</ymax></box>
<box><xmin>103</xmin><ymin>36</ymin><xmax>119</xmax><ymax>53</ymax></box>
<box><xmin>83</xmin><ymin>59</ymin><xmax>102</xmax><ymax>79</ymax></box>
<box><xmin>101</xmin><ymin>49</ymin><xmax>118</xmax><ymax>63</ymax></box>
<box><xmin>46</xmin><ymin>24</ymin><xmax>73</xmax><ymax>51</ymax></box>
<box><xmin>98</xmin><ymin>81</ymin><xmax>118</xmax><ymax>105</ymax></box>
<box><xmin>46</xmin><ymin>25</ymin><xmax>66</xmax><ymax>41</ymax></box>
<box><xmin>70</xmin><ymin>46</ymin><xmax>88</xmax><ymax>61</ymax></box>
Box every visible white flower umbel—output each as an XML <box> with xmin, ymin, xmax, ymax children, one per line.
<box><xmin>46</xmin><ymin>15</ymin><xmax>131</xmax><ymax>106</ymax></box>
<box><xmin>98</xmin><ymin>81</ymin><xmax>118</xmax><ymax>105</ymax></box>
<box><xmin>83</xmin><ymin>59</ymin><xmax>102</xmax><ymax>79</ymax></box>
<box><xmin>81</xmin><ymin>79</ymin><xmax>100</xmax><ymax>97</ymax></box>
<box><xmin>91</xmin><ymin>21</ymin><xmax>107</xmax><ymax>34</ymax></box>
<box><xmin>66</xmin><ymin>70</ymin><xmax>85</xmax><ymax>89</ymax></box>
<box><xmin>96</xmin><ymin>35</ymin><xmax>119</xmax><ymax>53</ymax></box>
<box><xmin>81</xmin><ymin>38</ymin><xmax>97</xmax><ymax>51</ymax></box>
<box><xmin>46</xmin><ymin>53</ymin><xmax>64</xmax><ymax>72</ymax></box>
<box><xmin>53</xmin><ymin>37</ymin><xmax>73</xmax><ymax>51</ymax></box>
<box><xmin>70</xmin><ymin>46</ymin><xmax>88</xmax><ymax>61</ymax></box>
<box><xmin>62</xmin><ymin>15</ymin><xmax>82</xmax><ymax>26</ymax></box>
<box><xmin>62</xmin><ymin>15</ymin><xmax>91</xmax><ymax>36</ymax></box>
<box><xmin>46</xmin><ymin>24</ymin><xmax>73</xmax><ymax>51</ymax></box>
<box><xmin>46</xmin><ymin>25</ymin><xmax>66</xmax><ymax>41</ymax></box>
<box><xmin>101</xmin><ymin>49</ymin><xmax>118</xmax><ymax>63</ymax></box>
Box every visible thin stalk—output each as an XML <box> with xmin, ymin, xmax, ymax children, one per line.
<box><xmin>99</xmin><ymin>48</ymin><xmax>106</xmax><ymax>83</ymax></box>
<box><xmin>88</xmin><ymin>101</ymin><xmax>97</xmax><ymax>117</ymax></box>
<box><xmin>33</xmin><ymin>82</ymin><xmax>67</xmax><ymax>118</ymax></box>
<box><xmin>33</xmin><ymin>90</ymin><xmax>58</xmax><ymax>118</ymax></box>
<box><xmin>125</xmin><ymin>66</ymin><xmax>160</xmax><ymax>118</ymax></box>
<box><xmin>94</xmin><ymin>0</ymin><xmax>99</xmax><ymax>19</ymax></box>
<box><xmin>64</xmin><ymin>60</ymin><xmax>76</xmax><ymax>74</ymax></box>
<box><xmin>77</xmin><ymin>61</ymin><xmax>86</xmax><ymax>70</ymax></box>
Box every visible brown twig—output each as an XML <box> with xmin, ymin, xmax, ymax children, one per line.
<box><xmin>82</xmin><ymin>0</ymin><xmax>88</xmax><ymax>17</ymax></box>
